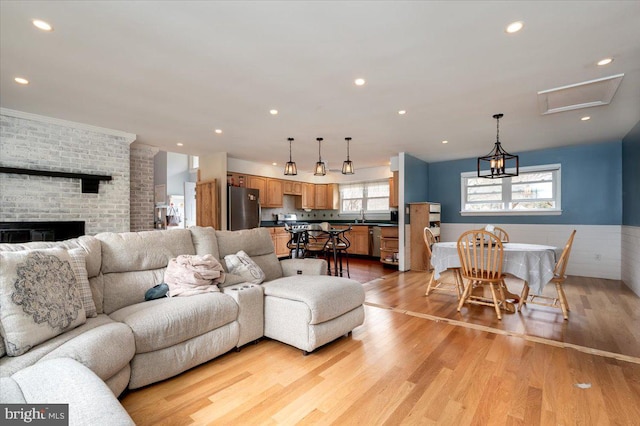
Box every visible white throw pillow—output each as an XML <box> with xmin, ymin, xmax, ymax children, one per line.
<box><xmin>224</xmin><ymin>250</ymin><xmax>266</xmax><ymax>284</ymax></box>
<box><xmin>0</xmin><ymin>248</ymin><xmax>87</xmax><ymax>356</ymax></box>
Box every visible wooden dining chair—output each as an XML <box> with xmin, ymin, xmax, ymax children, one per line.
<box><xmin>493</xmin><ymin>226</ymin><xmax>509</xmax><ymax>242</ymax></box>
<box><xmin>424</xmin><ymin>227</ymin><xmax>463</xmax><ymax>298</ymax></box>
<box><xmin>456</xmin><ymin>230</ymin><xmax>508</xmax><ymax>320</ymax></box>
<box><xmin>517</xmin><ymin>230</ymin><xmax>577</xmax><ymax>320</ymax></box>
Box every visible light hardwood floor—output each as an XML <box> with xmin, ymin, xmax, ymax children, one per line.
<box><xmin>120</xmin><ymin>260</ymin><xmax>640</xmax><ymax>425</ymax></box>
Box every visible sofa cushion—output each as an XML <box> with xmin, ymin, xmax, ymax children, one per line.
<box><xmin>216</xmin><ymin>228</ymin><xmax>283</xmax><ymax>281</ymax></box>
<box><xmin>0</xmin><ymin>248</ymin><xmax>86</xmax><ymax>356</ymax></box>
<box><xmin>109</xmin><ymin>292</ymin><xmax>238</xmax><ymax>353</ymax></box>
<box><xmin>189</xmin><ymin>226</ymin><xmax>220</xmax><ymax>260</ymax></box>
<box><xmin>96</xmin><ymin>229</ymin><xmax>196</xmax><ymax>274</ymax></box>
<box><xmin>262</xmin><ymin>275</ymin><xmax>365</xmax><ymax>325</ymax></box>
<box><xmin>102</xmin><ymin>269</ymin><xmax>165</xmax><ymax>315</ymax></box>
<box><xmin>0</xmin><ymin>314</ymin><xmax>133</xmax><ymax>382</ymax></box>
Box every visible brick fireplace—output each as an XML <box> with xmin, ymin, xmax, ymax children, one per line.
<box><xmin>0</xmin><ymin>109</ymin><xmax>136</xmax><ymax>235</ymax></box>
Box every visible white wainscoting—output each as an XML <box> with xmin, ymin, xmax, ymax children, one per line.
<box><xmin>440</xmin><ymin>223</ymin><xmax>621</xmax><ymax>280</ymax></box>
<box><xmin>621</xmin><ymin>226</ymin><xmax>640</xmax><ymax>297</ymax></box>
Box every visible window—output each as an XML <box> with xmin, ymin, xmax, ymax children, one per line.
<box><xmin>340</xmin><ymin>181</ymin><xmax>390</xmax><ymax>214</ymax></box>
<box><xmin>189</xmin><ymin>155</ymin><xmax>199</xmax><ymax>171</ymax></box>
<box><xmin>461</xmin><ymin>164</ymin><xmax>561</xmax><ymax>215</ymax></box>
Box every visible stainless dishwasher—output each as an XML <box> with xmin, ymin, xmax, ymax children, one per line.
<box><xmin>371</xmin><ymin>226</ymin><xmax>381</xmax><ymax>257</ymax></box>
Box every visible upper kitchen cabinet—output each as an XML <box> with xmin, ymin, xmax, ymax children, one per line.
<box><xmin>296</xmin><ymin>183</ymin><xmax>316</xmax><ymax>209</ymax></box>
<box><xmin>283</xmin><ymin>180</ymin><xmax>302</xmax><ymax>196</ymax></box>
<box><xmin>246</xmin><ymin>175</ymin><xmax>266</xmax><ymax>202</ymax></box>
<box><xmin>314</xmin><ymin>183</ymin><xmax>339</xmax><ymax>210</ymax></box>
<box><xmin>266</xmin><ymin>178</ymin><xmax>284</xmax><ymax>208</ymax></box>
<box><xmin>246</xmin><ymin>175</ymin><xmax>283</xmax><ymax>207</ymax></box>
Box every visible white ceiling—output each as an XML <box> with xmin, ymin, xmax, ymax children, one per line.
<box><xmin>2</xmin><ymin>1</ymin><xmax>640</xmax><ymax>172</ymax></box>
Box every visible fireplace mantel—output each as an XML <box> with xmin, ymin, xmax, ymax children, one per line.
<box><xmin>0</xmin><ymin>166</ymin><xmax>112</xmax><ymax>193</ymax></box>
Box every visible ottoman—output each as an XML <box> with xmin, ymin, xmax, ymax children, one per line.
<box><xmin>262</xmin><ymin>275</ymin><xmax>365</xmax><ymax>354</ymax></box>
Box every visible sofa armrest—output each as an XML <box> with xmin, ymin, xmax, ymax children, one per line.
<box><xmin>1</xmin><ymin>357</ymin><xmax>135</xmax><ymax>426</ymax></box>
<box><xmin>280</xmin><ymin>258</ymin><xmax>327</xmax><ymax>276</ymax></box>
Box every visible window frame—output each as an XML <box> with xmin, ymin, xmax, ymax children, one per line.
<box><xmin>339</xmin><ymin>180</ymin><xmax>390</xmax><ymax>215</ymax></box>
<box><xmin>460</xmin><ymin>164</ymin><xmax>562</xmax><ymax>216</ymax></box>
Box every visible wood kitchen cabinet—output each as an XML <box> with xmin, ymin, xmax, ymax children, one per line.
<box><xmin>389</xmin><ymin>171</ymin><xmax>398</xmax><ymax>208</ymax></box>
<box><xmin>348</xmin><ymin>225</ymin><xmax>370</xmax><ymax>255</ymax></box>
<box><xmin>296</xmin><ymin>183</ymin><xmax>316</xmax><ymax>209</ymax></box>
<box><xmin>247</xmin><ymin>176</ymin><xmax>283</xmax><ymax>207</ymax></box>
<box><xmin>314</xmin><ymin>183</ymin><xmax>339</xmax><ymax>210</ymax></box>
<box><xmin>332</xmin><ymin>225</ymin><xmax>369</xmax><ymax>255</ymax></box>
<box><xmin>266</xmin><ymin>178</ymin><xmax>283</xmax><ymax>208</ymax></box>
<box><xmin>283</xmin><ymin>180</ymin><xmax>302</xmax><ymax>196</ymax></box>
<box><xmin>246</xmin><ymin>175</ymin><xmax>266</xmax><ymax>201</ymax></box>
<box><xmin>267</xmin><ymin>227</ymin><xmax>290</xmax><ymax>258</ymax></box>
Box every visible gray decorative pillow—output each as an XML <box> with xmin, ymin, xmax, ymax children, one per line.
<box><xmin>68</xmin><ymin>248</ymin><xmax>97</xmax><ymax>317</ymax></box>
<box><xmin>0</xmin><ymin>248</ymin><xmax>87</xmax><ymax>356</ymax></box>
<box><xmin>223</xmin><ymin>250</ymin><xmax>266</xmax><ymax>284</ymax></box>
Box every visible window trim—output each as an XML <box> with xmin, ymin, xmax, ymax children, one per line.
<box><xmin>460</xmin><ymin>164</ymin><xmax>562</xmax><ymax>216</ymax></box>
<box><xmin>339</xmin><ymin>180</ymin><xmax>390</xmax><ymax>215</ymax></box>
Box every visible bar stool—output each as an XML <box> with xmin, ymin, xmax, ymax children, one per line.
<box><xmin>325</xmin><ymin>226</ymin><xmax>351</xmax><ymax>278</ymax></box>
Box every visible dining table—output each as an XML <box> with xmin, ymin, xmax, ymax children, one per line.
<box><xmin>431</xmin><ymin>241</ymin><xmax>560</xmax><ymax>307</ymax></box>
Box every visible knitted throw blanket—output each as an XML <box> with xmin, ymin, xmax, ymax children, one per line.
<box><xmin>165</xmin><ymin>254</ymin><xmax>226</xmax><ymax>297</ymax></box>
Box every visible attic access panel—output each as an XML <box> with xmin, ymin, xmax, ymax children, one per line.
<box><xmin>537</xmin><ymin>73</ymin><xmax>624</xmax><ymax>115</ymax></box>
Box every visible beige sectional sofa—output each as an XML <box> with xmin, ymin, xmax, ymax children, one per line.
<box><xmin>0</xmin><ymin>226</ymin><xmax>365</xmax><ymax>425</ymax></box>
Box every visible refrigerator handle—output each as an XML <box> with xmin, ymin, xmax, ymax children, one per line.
<box><xmin>258</xmin><ymin>202</ymin><xmax>262</xmax><ymax>227</ymax></box>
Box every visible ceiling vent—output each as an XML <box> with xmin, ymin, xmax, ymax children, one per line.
<box><xmin>537</xmin><ymin>73</ymin><xmax>624</xmax><ymax>115</ymax></box>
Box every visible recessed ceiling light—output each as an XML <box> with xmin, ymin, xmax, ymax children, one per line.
<box><xmin>14</xmin><ymin>77</ymin><xmax>29</xmax><ymax>85</ymax></box>
<box><xmin>581</xmin><ymin>116</ymin><xmax>591</xmax><ymax>121</ymax></box>
<box><xmin>597</xmin><ymin>58</ymin><xmax>613</xmax><ymax>66</ymax></box>
<box><xmin>214</xmin><ymin>129</ymin><xmax>222</xmax><ymax>134</ymax></box>
<box><xmin>398</xmin><ymin>110</ymin><xmax>406</xmax><ymax>115</ymax></box>
<box><xmin>270</xmin><ymin>109</ymin><xmax>278</xmax><ymax>115</ymax></box>
<box><xmin>354</xmin><ymin>78</ymin><xmax>366</xmax><ymax>86</ymax></box>
<box><xmin>506</xmin><ymin>21</ymin><xmax>524</xmax><ymax>34</ymax></box>
<box><xmin>32</xmin><ymin>19</ymin><xmax>53</xmax><ymax>31</ymax></box>
<box><xmin>176</xmin><ymin>142</ymin><xmax>184</xmax><ymax>146</ymax></box>
<box><xmin>442</xmin><ymin>140</ymin><xmax>449</xmax><ymax>144</ymax></box>
<box><xmin>272</xmin><ymin>162</ymin><xmax>277</xmax><ymax>166</ymax></box>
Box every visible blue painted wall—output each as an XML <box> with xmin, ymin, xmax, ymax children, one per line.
<box><xmin>428</xmin><ymin>141</ymin><xmax>622</xmax><ymax>225</ymax></box>
<box><xmin>403</xmin><ymin>153</ymin><xmax>430</xmax><ymax>225</ymax></box>
<box><xmin>622</xmin><ymin>120</ymin><xmax>640</xmax><ymax>226</ymax></box>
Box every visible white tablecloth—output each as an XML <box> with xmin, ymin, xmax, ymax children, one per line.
<box><xmin>431</xmin><ymin>242</ymin><xmax>559</xmax><ymax>294</ymax></box>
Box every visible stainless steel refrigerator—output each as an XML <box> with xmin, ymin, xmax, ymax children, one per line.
<box><xmin>228</xmin><ymin>186</ymin><xmax>260</xmax><ymax>230</ymax></box>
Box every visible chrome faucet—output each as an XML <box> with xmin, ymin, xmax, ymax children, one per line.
<box><xmin>360</xmin><ymin>209</ymin><xmax>365</xmax><ymax>223</ymax></box>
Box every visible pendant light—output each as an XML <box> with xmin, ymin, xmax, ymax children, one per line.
<box><xmin>314</xmin><ymin>137</ymin><xmax>326</xmax><ymax>176</ymax></box>
<box><xmin>342</xmin><ymin>137</ymin><xmax>355</xmax><ymax>175</ymax></box>
<box><xmin>477</xmin><ymin>113</ymin><xmax>519</xmax><ymax>179</ymax></box>
<box><xmin>283</xmin><ymin>137</ymin><xmax>297</xmax><ymax>175</ymax></box>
